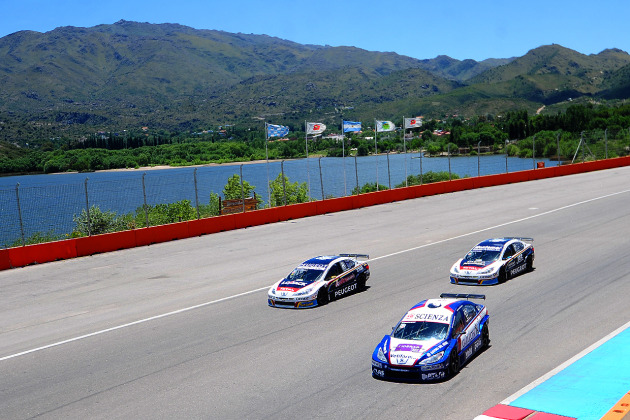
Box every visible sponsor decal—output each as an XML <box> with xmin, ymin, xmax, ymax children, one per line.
<box><xmin>372</xmin><ymin>360</ymin><xmax>383</xmax><ymax>368</ymax></box>
<box><xmin>422</xmin><ymin>372</ymin><xmax>445</xmax><ymax>380</ymax></box>
<box><xmin>334</xmin><ymin>283</ymin><xmax>357</xmax><ymax>297</ymax></box>
<box><xmin>510</xmin><ymin>264</ymin><xmax>527</xmax><ymax>276</ymax></box>
<box><xmin>297</xmin><ymin>263</ymin><xmax>327</xmax><ymax>270</ymax></box>
<box><xmin>392</xmin><ymin>354</ymin><xmax>416</xmax><ymax>365</ymax></box>
<box><xmin>473</xmin><ymin>245</ymin><xmax>502</xmax><ymax>251</ymax></box>
<box><xmin>373</xmin><ymin>368</ymin><xmax>385</xmax><ymax>377</ymax></box>
<box><xmin>395</xmin><ymin>343</ymin><xmax>423</xmax><ymax>352</ymax></box>
<box><xmin>421</xmin><ymin>363</ymin><xmax>445</xmax><ymax>371</ymax></box>
<box><xmin>459</xmin><ymin>316</ymin><xmax>482</xmax><ymax>350</ymax></box>
<box><xmin>410</xmin><ymin>313</ymin><xmax>450</xmax><ymax>323</ymax></box>
<box><xmin>425</xmin><ymin>340</ymin><xmax>449</xmax><ymax>357</ymax></box>
<box><xmin>336</xmin><ymin>273</ymin><xmax>355</xmax><ymax>287</ymax></box>
<box><xmin>461</xmin><ymin>265</ymin><xmax>482</xmax><ymax>271</ymax></box>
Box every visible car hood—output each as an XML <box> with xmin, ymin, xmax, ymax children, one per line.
<box><xmin>275</xmin><ymin>278</ymin><xmax>315</xmax><ymax>293</ymax></box>
<box><xmin>459</xmin><ymin>258</ymin><xmax>500</xmax><ymax>270</ymax></box>
<box><xmin>388</xmin><ymin>337</ymin><xmax>445</xmax><ymax>366</ymax></box>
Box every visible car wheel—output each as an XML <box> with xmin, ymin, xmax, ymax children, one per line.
<box><xmin>357</xmin><ymin>274</ymin><xmax>367</xmax><ymax>290</ymax></box>
<box><xmin>448</xmin><ymin>349</ymin><xmax>460</xmax><ymax>377</ymax></box>
<box><xmin>526</xmin><ymin>255</ymin><xmax>533</xmax><ymax>271</ymax></box>
<box><xmin>498</xmin><ymin>267</ymin><xmax>507</xmax><ymax>283</ymax></box>
<box><xmin>482</xmin><ymin>323</ymin><xmax>490</xmax><ymax>348</ymax></box>
<box><xmin>317</xmin><ymin>288</ymin><xmax>329</xmax><ymax>306</ymax></box>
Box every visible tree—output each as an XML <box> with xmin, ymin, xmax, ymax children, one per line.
<box><xmin>268</xmin><ymin>173</ymin><xmax>309</xmax><ymax>206</ymax></box>
<box><xmin>222</xmin><ymin>174</ymin><xmax>256</xmax><ymax>200</ymax></box>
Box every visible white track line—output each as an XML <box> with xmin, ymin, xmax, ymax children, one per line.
<box><xmin>2</xmin><ymin>188</ymin><xmax>630</xmax><ymax>362</ymax></box>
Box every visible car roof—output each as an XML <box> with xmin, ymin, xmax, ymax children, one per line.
<box><xmin>300</xmin><ymin>255</ymin><xmax>341</xmax><ymax>267</ymax></box>
<box><xmin>476</xmin><ymin>238</ymin><xmax>513</xmax><ymax>248</ymax></box>
<box><xmin>402</xmin><ymin>298</ymin><xmax>473</xmax><ymax>325</ymax></box>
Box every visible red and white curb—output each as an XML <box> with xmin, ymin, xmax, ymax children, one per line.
<box><xmin>474</xmin><ymin>404</ymin><xmax>576</xmax><ymax>420</ymax></box>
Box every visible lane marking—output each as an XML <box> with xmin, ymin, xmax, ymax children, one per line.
<box><xmin>0</xmin><ymin>286</ymin><xmax>269</xmax><ymax>362</ymax></box>
<box><xmin>2</xmin><ymin>188</ymin><xmax>630</xmax><ymax>362</ymax></box>
<box><xmin>501</xmin><ymin>319</ymin><xmax>630</xmax><ymax>405</ymax></box>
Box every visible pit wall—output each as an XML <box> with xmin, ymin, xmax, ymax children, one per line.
<box><xmin>2</xmin><ymin>157</ymin><xmax>629</xmax><ymax>271</ymax></box>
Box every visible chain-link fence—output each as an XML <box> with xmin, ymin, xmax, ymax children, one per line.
<box><xmin>2</xmin><ymin>129</ymin><xmax>628</xmax><ymax>249</ymax></box>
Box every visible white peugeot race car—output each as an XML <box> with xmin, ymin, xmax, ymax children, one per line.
<box><xmin>268</xmin><ymin>254</ymin><xmax>370</xmax><ymax>309</ymax></box>
<box><xmin>450</xmin><ymin>237</ymin><xmax>534</xmax><ymax>285</ymax></box>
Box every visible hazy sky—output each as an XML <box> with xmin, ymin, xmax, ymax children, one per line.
<box><xmin>2</xmin><ymin>0</ymin><xmax>628</xmax><ymax>61</ymax></box>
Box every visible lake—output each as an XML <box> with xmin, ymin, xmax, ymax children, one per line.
<box><xmin>0</xmin><ymin>153</ymin><xmax>556</xmax><ymax>246</ymax></box>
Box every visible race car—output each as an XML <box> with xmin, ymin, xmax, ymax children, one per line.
<box><xmin>371</xmin><ymin>293</ymin><xmax>489</xmax><ymax>382</ymax></box>
<box><xmin>450</xmin><ymin>237</ymin><xmax>534</xmax><ymax>285</ymax></box>
<box><xmin>267</xmin><ymin>254</ymin><xmax>370</xmax><ymax>309</ymax></box>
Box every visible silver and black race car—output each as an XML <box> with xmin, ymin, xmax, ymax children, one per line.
<box><xmin>268</xmin><ymin>254</ymin><xmax>370</xmax><ymax>309</ymax></box>
<box><xmin>450</xmin><ymin>237</ymin><xmax>534</xmax><ymax>285</ymax></box>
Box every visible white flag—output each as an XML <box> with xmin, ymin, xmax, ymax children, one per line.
<box><xmin>306</xmin><ymin>122</ymin><xmax>326</xmax><ymax>135</ymax></box>
<box><xmin>404</xmin><ymin>117</ymin><xmax>423</xmax><ymax>129</ymax></box>
<box><xmin>376</xmin><ymin>120</ymin><xmax>396</xmax><ymax>132</ymax></box>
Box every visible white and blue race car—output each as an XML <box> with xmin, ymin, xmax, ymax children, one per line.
<box><xmin>268</xmin><ymin>254</ymin><xmax>370</xmax><ymax>309</ymax></box>
<box><xmin>450</xmin><ymin>237</ymin><xmax>535</xmax><ymax>285</ymax></box>
<box><xmin>372</xmin><ymin>293</ymin><xmax>489</xmax><ymax>382</ymax></box>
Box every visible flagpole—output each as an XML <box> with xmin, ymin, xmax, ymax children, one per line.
<box><xmin>403</xmin><ymin>116</ymin><xmax>408</xmax><ymax>187</ymax></box>
<box><xmin>305</xmin><ymin>120</ymin><xmax>311</xmax><ymax>200</ymax></box>
<box><xmin>374</xmin><ymin>119</ymin><xmax>379</xmax><ymax>191</ymax></box>
<box><xmin>265</xmin><ymin>122</ymin><xmax>271</xmax><ymax>206</ymax></box>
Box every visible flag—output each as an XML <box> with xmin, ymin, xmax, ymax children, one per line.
<box><xmin>306</xmin><ymin>122</ymin><xmax>326</xmax><ymax>135</ymax></box>
<box><xmin>404</xmin><ymin>117</ymin><xmax>423</xmax><ymax>129</ymax></box>
<box><xmin>267</xmin><ymin>123</ymin><xmax>289</xmax><ymax>138</ymax></box>
<box><xmin>343</xmin><ymin>121</ymin><xmax>362</xmax><ymax>133</ymax></box>
<box><xmin>376</xmin><ymin>120</ymin><xmax>395</xmax><ymax>132</ymax></box>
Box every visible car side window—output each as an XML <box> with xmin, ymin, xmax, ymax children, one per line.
<box><xmin>325</xmin><ymin>263</ymin><xmax>342</xmax><ymax>280</ymax></box>
<box><xmin>452</xmin><ymin>311</ymin><xmax>465</xmax><ymax>337</ymax></box>
<box><xmin>343</xmin><ymin>259</ymin><xmax>355</xmax><ymax>270</ymax></box>
<box><xmin>514</xmin><ymin>242</ymin><xmax>524</xmax><ymax>252</ymax></box>
<box><xmin>462</xmin><ymin>304</ymin><xmax>476</xmax><ymax>324</ymax></box>
<box><xmin>503</xmin><ymin>244</ymin><xmax>515</xmax><ymax>259</ymax></box>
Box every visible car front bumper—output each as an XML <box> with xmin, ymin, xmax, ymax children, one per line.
<box><xmin>450</xmin><ymin>274</ymin><xmax>499</xmax><ymax>286</ymax></box>
<box><xmin>371</xmin><ymin>359</ymin><xmax>448</xmax><ymax>382</ymax></box>
<box><xmin>268</xmin><ymin>297</ymin><xmax>318</xmax><ymax>309</ymax></box>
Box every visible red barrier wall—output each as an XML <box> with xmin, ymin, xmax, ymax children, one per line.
<box><xmin>75</xmin><ymin>230</ymin><xmax>137</xmax><ymax>257</ymax></box>
<box><xmin>0</xmin><ymin>249</ymin><xmax>11</xmax><ymax>270</ymax></box>
<box><xmin>4</xmin><ymin>157</ymin><xmax>630</xmax><ymax>270</ymax></box>
<box><xmin>8</xmin><ymin>239</ymin><xmax>77</xmax><ymax>268</ymax></box>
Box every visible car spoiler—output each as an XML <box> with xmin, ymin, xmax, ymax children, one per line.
<box><xmin>504</xmin><ymin>237</ymin><xmax>534</xmax><ymax>242</ymax></box>
<box><xmin>440</xmin><ymin>293</ymin><xmax>486</xmax><ymax>300</ymax></box>
<box><xmin>339</xmin><ymin>253</ymin><xmax>370</xmax><ymax>259</ymax></box>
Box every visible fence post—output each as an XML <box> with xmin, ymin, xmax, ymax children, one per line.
<box><xmin>386</xmin><ymin>152</ymin><xmax>391</xmax><ymax>189</ymax></box>
<box><xmin>532</xmin><ymin>135</ymin><xmax>536</xmax><ymax>169</ymax></box>
<box><xmin>319</xmin><ymin>157</ymin><xmax>325</xmax><ymax>200</ymax></box>
<box><xmin>354</xmin><ymin>155</ymin><xmax>359</xmax><ymax>194</ymax></box>
<box><xmin>142</xmin><ymin>173</ymin><xmax>149</xmax><ymax>227</ymax></box>
<box><xmin>556</xmin><ymin>132</ymin><xmax>561</xmax><ymax>163</ymax></box>
<box><xmin>505</xmin><ymin>140</ymin><xmax>509</xmax><ymax>173</ymax></box>
<box><xmin>15</xmin><ymin>183</ymin><xmax>25</xmax><ymax>246</ymax></box>
<box><xmin>447</xmin><ymin>144</ymin><xmax>452</xmax><ymax>180</ymax></box>
<box><xmin>605</xmin><ymin>128</ymin><xmax>608</xmax><ymax>160</ymax></box>
<box><xmin>477</xmin><ymin>141</ymin><xmax>481</xmax><ymax>177</ymax></box>
<box><xmin>194</xmin><ymin>168</ymin><xmax>200</xmax><ymax>219</ymax></box>
<box><xmin>240</xmin><ymin>164</ymin><xmax>245</xmax><ymax>212</ymax></box>
<box><xmin>281</xmin><ymin>160</ymin><xmax>287</xmax><ymax>206</ymax></box>
<box><xmin>84</xmin><ymin>178</ymin><xmax>91</xmax><ymax>236</ymax></box>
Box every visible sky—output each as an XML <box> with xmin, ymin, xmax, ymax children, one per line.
<box><xmin>1</xmin><ymin>0</ymin><xmax>629</xmax><ymax>61</ymax></box>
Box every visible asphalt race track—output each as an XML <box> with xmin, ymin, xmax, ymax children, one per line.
<box><xmin>2</xmin><ymin>166</ymin><xmax>630</xmax><ymax>420</ymax></box>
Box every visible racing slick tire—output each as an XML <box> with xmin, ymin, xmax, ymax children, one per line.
<box><xmin>447</xmin><ymin>349</ymin><xmax>460</xmax><ymax>378</ymax></box>
<box><xmin>357</xmin><ymin>274</ymin><xmax>368</xmax><ymax>291</ymax></box>
<box><xmin>317</xmin><ymin>288</ymin><xmax>329</xmax><ymax>306</ymax></box>
<box><xmin>498</xmin><ymin>267</ymin><xmax>507</xmax><ymax>284</ymax></box>
<box><xmin>482</xmin><ymin>323</ymin><xmax>490</xmax><ymax>348</ymax></box>
<box><xmin>526</xmin><ymin>255</ymin><xmax>534</xmax><ymax>272</ymax></box>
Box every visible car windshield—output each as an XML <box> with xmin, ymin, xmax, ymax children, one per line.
<box><xmin>465</xmin><ymin>247</ymin><xmax>501</xmax><ymax>262</ymax></box>
<box><xmin>392</xmin><ymin>321</ymin><xmax>449</xmax><ymax>341</ymax></box>
<box><xmin>286</xmin><ymin>267</ymin><xmax>324</xmax><ymax>283</ymax></box>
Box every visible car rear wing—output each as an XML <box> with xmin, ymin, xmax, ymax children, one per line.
<box><xmin>440</xmin><ymin>293</ymin><xmax>486</xmax><ymax>300</ymax></box>
<box><xmin>339</xmin><ymin>253</ymin><xmax>370</xmax><ymax>260</ymax></box>
<box><xmin>505</xmin><ymin>237</ymin><xmax>534</xmax><ymax>242</ymax></box>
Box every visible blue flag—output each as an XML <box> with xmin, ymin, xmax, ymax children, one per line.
<box><xmin>343</xmin><ymin>121</ymin><xmax>362</xmax><ymax>133</ymax></box>
<box><xmin>267</xmin><ymin>124</ymin><xmax>289</xmax><ymax>138</ymax></box>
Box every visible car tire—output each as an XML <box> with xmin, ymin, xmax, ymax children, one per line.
<box><xmin>357</xmin><ymin>274</ymin><xmax>367</xmax><ymax>291</ymax></box>
<box><xmin>448</xmin><ymin>349</ymin><xmax>460</xmax><ymax>378</ymax></box>
<box><xmin>526</xmin><ymin>255</ymin><xmax>534</xmax><ymax>271</ymax></box>
<box><xmin>482</xmin><ymin>323</ymin><xmax>490</xmax><ymax>348</ymax></box>
<box><xmin>498</xmin><ymin>267</ymin><xmax>507</xmax><ymax>283</ymax></box>
<box><xmin>317</xmin><ymin>288</ymin><xmax>329</xmax><ymax>306</ymax></box>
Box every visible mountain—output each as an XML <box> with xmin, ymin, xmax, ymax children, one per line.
<box><xmin>0</xmin><ymin>21</ymin><xmax>629</xmax><ymax>146</ymax></box>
